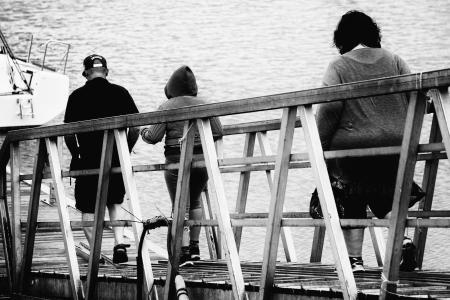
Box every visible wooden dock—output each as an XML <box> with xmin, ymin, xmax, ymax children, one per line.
<box><xmin>2</xmin><ymin>186</ymin><xmax>450</xmax><ymax>300</ymax></box>
<box><xmin>2</xmin><ymin>69</ymin><xmax>450</xmax><ymax>299</ymax></box>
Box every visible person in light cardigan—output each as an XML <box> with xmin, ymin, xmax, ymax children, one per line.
<box><xmin>315</xmin><ymin>10</ymin><xmax>422</xmax><ymax>272</ymax></box>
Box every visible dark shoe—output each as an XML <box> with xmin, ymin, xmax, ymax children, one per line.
<box><xmin>113</xmin><ymin>243</ymin><xmax>130</xmax><ymax>264</ymax></box>
<box><xmin>400</xmin><ymin>237</ymin><xmax>417</xmax><ymax>272</ymax></box>
<box><xmin>189</xmin><ymin>241</ymin><xmax>200</xmax><ymax>261</ymax></box>
<box><xmin>179</xmin><ymin>246</ymin><xmax>194</xmax><ymax>267</ymax></box>
<box><xmin>349</xmin><ymin>256</ymin><xmax>365</xmax><ymax>273</ymax></box>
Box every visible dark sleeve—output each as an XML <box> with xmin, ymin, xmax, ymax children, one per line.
<box><xmin>64</xmin><ymin>93</ymin><xmax>77</xmax><ymax>123</ymax></box>
<box><xmin>122</xmin><ymin>88</ymin><xmax>139</xmax><ymax>114</ymax></box>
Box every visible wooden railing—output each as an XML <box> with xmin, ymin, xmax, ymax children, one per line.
<box><xmin>1</xmin><ymin>68</ymin><xmax>450</xmax><ymax>300</ymax></box>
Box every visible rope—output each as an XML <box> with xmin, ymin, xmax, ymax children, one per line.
<box><xmin>379</xmin><ymin>272</ymin><xmax>415</xmax><ymax>298</ymax></box>
<box><xmin>120</xmin><ymin>206</ymin><xmax>143</xmax><ymax>223</ymax></box>
<box><xmin>178</xmin><ymin>123</ymin><xmax>194</xmax><ymax>145</ymax></box>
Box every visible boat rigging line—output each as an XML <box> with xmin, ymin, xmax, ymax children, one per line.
<box><xmin>0</xmin><ymin>28</ymin><xmax>31</xmax><ymax>92</ymax></box>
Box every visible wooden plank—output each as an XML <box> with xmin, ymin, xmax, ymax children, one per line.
<box><xmin>214</xmin><ymin>138</ymin><xmax>224</xmax><ymax>259</ymax></box>
<box><xmin>197</xmin><ymin>118</ymin><xmax>246</xmax><ymax>300</ymax></box>
<box><xmin>380</xmin><ymin>92</ymin><xmax>427</xmax><ymax>299</ymax></box>
<box><xmin>163</xmin><ymin>121</ymin><xmax>195</xmax><ymax>300</ymax></box>
<box><xmin>19</xmin><ymin>139</ymin><xmax>46</xmax><ymax>293</ymax></box>
<box><xmin>257</xmin><ymin>131</ymin><xmax>297</xmax><ymax>262</ymax></box>
<box><xmin>0</xmin><ymin>167</ymin><xmax>13</xmax><ymax>293</ymax></box>
<box><xmin>369</xmin><ymin>227</ymin><xmax>386</xmax><ymax>267</ymax></box>
<box><xmin>233</xmin><ymin>132</ymin><xmax>256</xmax><ymax>250</ymax></box>
<box><xmin>7</xmin><ymin>69</ymin><xmax>450</xmax><ymax>142</ymax></box>
<box><xmin>10</xmin><ymin>141</ymin><xmax>21</xmax><ymax>285</ymax></box>
<box><xmin>298</xmin><ymin>104</ymin><xmax>357</xmax><ymax>300</ymax></box>
<box><xmin>223</xmin><ymin>117</ymin><xmax>302</xmax><ymax>136</ymax></box>
<box><xmin>310</xmin><ymin>227</ymin><xmax>325</xmax><ymax>263</ymax></box>
<box><xmin>45</xmin><ymin>137</ymin><xmax>84</xmax><ymax>300</ymax></box>
<box><xmin>17</xmin><ymin>142</ymin><xmax>445</xmax><ymax>181</ymax></box>
<box><xmin>114</xmin><ymin>129</ymin><xmax>157</xmax><ymax>299</ymax></box>
<box><xmin>413</xmin><ymin>113</ymin><xmax>441</xmax><ymax>269</ymax></box>
<box><xmin>24</xmin><ymin>217</ymin><xmax>448</xmax><ymax>229</ymax></box>
<box><xmin>259</xmin><ymin>107</ymin><xmax>297</xmax><ymax>300</ymax></box>
<box><xmin>86</xmin><ymin>130</ymin><xmax>114</xmax><ymax>300</ymax></box>
<box><xmin>201</xmin><ymin>191</ymin><xmax>218</xmax><ymax>260</ymax></box>
<box><xmin>431</xmin><ymin>88</ymin><xmax>450</xmax><ymax>164</ymax></box>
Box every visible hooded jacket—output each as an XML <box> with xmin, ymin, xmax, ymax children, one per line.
<box><xmin>141</xmin><ymin>65</ymin><xmax>223</xmax><ymax>156</ymax></box>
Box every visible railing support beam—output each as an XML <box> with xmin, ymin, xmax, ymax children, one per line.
<box><xmin>164</xmin><ymin>121</ymin><xmax>196</xmax><ymax>300</ymax></box>
<box><xmin>259</xmin><ymin>107</ymin><xmax>297</xmax><ymax>300</ymax></box>
<box><xmin>198</xmin><ymin>118</ymin><xmax>246</xmax><ymax>300</ymax></box>
<box><xmin>19</xmin><ymin>139</ymin><xmax>46</xmax><ymax>293</ymax></box>
<box><xmin>299</xmin><ymin>104</ymin><xmax>357</xmax><ymax>300</ymax></box>
<box><xmin>380</xmin><ymin>92</ymin><xmax>426</xmax><ymax>299</ymax></box>
<box><xmin>46</xmin><ymin>137</ymin><xmax>84</xmax><ymax>300</ymax></box>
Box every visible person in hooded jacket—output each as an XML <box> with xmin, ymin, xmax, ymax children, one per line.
<box><xmin>141</xmin><ymin>65</ymin><xmax>223</xmax><ymax>265</ymax></box>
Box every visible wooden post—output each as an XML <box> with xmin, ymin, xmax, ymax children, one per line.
<box><xmin>257</xmin><ymin>131</ymin><xmax>297</xmax><ymax>262</ymax></box>
<box><xmin>299</xmin><ymin>104</ymin><xmax>357</xmax><ymax>300</ymax></box>
<box><xmin>197</xmin><ymin>118</ymin><xmax>246</xmax><ymax>300</ymax></box>
<box><xmin>413</xmin><ymin>112</ymin><xmax>441</xmax><ymax>269</ymax></box>
<box><xmin>380</xmin><ymin>92</ymin><xmax>427</xmax><ymax>299</ymax></box>
<box><xmin>259</xmin><ymin>107</ymin><xmax>297</xmax><ymax>300</ymax></box>
<box><xmin>369</xmin><ymin>227</ymin><xmax>386</xmax><ymax>267</ymax></box>
<box><xmin>19</xmin><ymin>139</ymin><xmax>46</xmax><ymax>293</ymax></box>
<box><xmin>164</xmin><ymin>121</ymin><xmax>195</xmax><ymax>300</ymax></box>
<box><xmin>310</xmin><ymin>227</ymin><xmax>326</xmax><ymax>263</ymax></box>
<box><xmin>46</xmin><ymin>137</ymin><xmax>84</xmax><ymax>300</ymax></box>
<box><xmin>214</xmin><ymin>138</ymin><xmax>224</xmax><ymax>259</ymax></box>
<box><xmin>233</xmin><ymin>132</ymin><xmax>256</xmax><ymax>250</ymax></box>
<box><xmin>86</xmin><ymin>130</ymin><xmax>114</xmax><ymax>300</ymax></box>
<box><xmin>10</xmin><ymin>141</ymin><xmax>21</xmax><ymax>286</ymax></box>
<box><xmin>432</xmin><ymin>88</ymin><xmax>450</xmax><ymax>160</ymax></box>
<box><xmin>114</xmin><ymin>129</ymin><xmax>158</xmax><ymax>299</ymax></box>
<box><xmin>0</xmin><ymin>163</ymin><xmax>13</xmax><ymax>293</ymax></box>
<box><xmin>201</xmin><ymin>191</ymin><xmax>218</xmax><ymax>259</ymax></box>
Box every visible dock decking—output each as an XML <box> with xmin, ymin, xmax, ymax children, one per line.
<box><xmin>1</xmin><ymin>169</ymin><xmax>450</xmax><ymax>299</ymax></box>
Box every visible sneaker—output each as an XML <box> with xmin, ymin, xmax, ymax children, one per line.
<box><xmin>349</xmin><ymin>256</ymin><xmax>365</xmax><ymax>273</ymax></box>
<box><xmin>189</xmin><ymin>241</ymin><xmax>200</xmax><ymax>261</ymax></box>
<box><xmin>400</xmin><ymin>237</ymin><xmax>417</xmax><ymax>272</ymax></box>
<box><xmin>179</xmin><ymin>246</ymin><xmax>194</xmax><ymax>267</ymax></box>
<box><xmin>113</xmin><ymin>243</ymin><xmax>130</xmax><ymax>264</ymax></box>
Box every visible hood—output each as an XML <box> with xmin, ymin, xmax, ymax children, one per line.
<box><xmin>164</xmin><ymin>65</ymin><xmax>198</xmax><ymax>99</ymax></box>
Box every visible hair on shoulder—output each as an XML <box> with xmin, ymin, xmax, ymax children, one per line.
<box><xmin>333</xmin><ymin>10</ymin><xmax>381</xmax><ymax>54</ymax></box>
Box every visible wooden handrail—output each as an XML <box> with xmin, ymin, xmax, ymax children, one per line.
<box><xmin>3</xmin><ymin>69</ymin><xmax>450</xmax><ymax>142</ymax></box>
<box><xmin>15</xmin><ymin>142</ymin><xmax>447</xmax><ymax>181</ymax></box>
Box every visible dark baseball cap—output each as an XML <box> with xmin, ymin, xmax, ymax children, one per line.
<box><xmin>82</xmin><ymin>54</ymin><xmax>107</xmax><ymax>76</ymax></box>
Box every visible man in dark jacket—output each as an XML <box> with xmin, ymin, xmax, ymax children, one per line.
<box><xmin>64</xmin><ymin>54</ymin><xmax>139</xmax><ymax>263</ymax></box>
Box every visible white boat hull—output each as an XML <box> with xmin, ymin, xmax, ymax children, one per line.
<box><xmin>0</xmin><ymin>54</ymin><xmax>69</xmax><ymax>130</ymax></box>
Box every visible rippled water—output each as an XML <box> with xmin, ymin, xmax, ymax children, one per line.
<box><xmin>2</xmin><ymin>0</ymin><xmax>450</xmax><ymax>269</ymax></box>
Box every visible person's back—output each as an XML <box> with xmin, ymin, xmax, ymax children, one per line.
<box><xmin>65</xmin><ymin>75</ymin><xmax>138</xmax><ymax>166</ymax></box>
<box><xmin>64</xmin><ymin>54</ymin><xmax>139</xmax><ymax>264</ymax></box>
<box><xmin>315</xmin><ymin>11</ymin><xmax>421</xmax><ymax>273</ymax></box>
<box><xmin>141</xmin><ymin>65</ymin><xmax>222</xmax><ymax>266</ymax></box>
<box><xmin>321</xmin><ymin>47</ymin><xmax>409</xmax><ymax>151</ymax></box>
